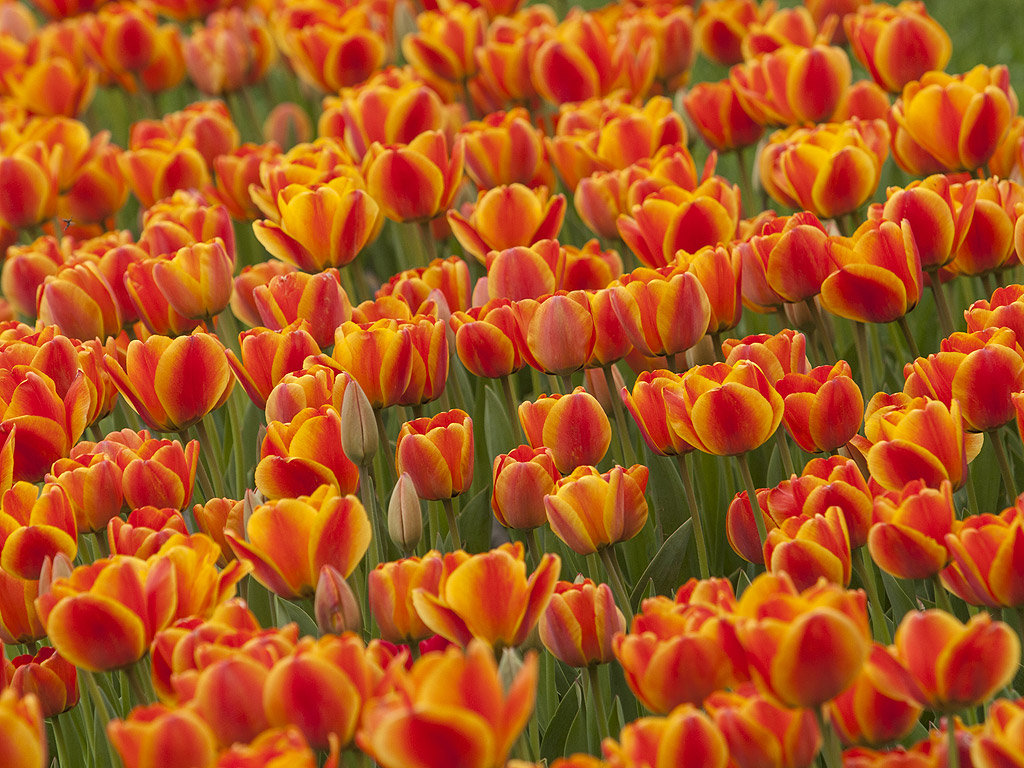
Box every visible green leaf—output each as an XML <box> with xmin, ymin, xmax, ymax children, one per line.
<box><xmin>629</xmin><ymin>518</ymin><xmax>692</xmax><ymax>603</ymax></box>
<box><xmin>541</xmin><ymin>681</ymin><xmax>582</xmax><ymax>762</ymax></box>
<box><xmin>459</xmin><ymin>486</ymin><xmax>493</xmax><ymax>554</ymax></box>
<box><xmin>880</xmin><ymin>570</ymin><xmax>919</xmax><ymax>627</ymax></box>
<box><xmin>484</xmin><ymin>384</ymin><xmax>516</xmax><ymax>459</ymax></box>
<box><xmin>276</xmin><ymin>596</ymin><xmax>318</xmax><ymax>637</ymax></box>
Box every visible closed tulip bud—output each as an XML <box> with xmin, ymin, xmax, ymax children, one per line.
<box><xmin>395</xmin><ymin>409</ymin><xmax>474</xmax><ymax>501</ymax></box>
<box><xmin>388</xmin><ymin>473</ymin><xmax>422</xmax><ymax>553</ymax></box>
<box><xmin>684</xmin><ymin>79</ymin><xmax>764</xmax><ymax>153</ymax></box>
<box><xmin>603</xmin><ymin>705</ymin><xmax>729</xmax><ymax>768</ymax></box>
<box><xmin>846</xmin><ymin>2</ymin><xmax>952</xmax><ymax>93</ymax></box>
<box><xmin>0</xmin><ymin>689</ymin><xmax>46</xmax><ymax>768</ymax></box>
<box><xmin>315</xmin><ymin>564</ymin><xmax>362</xmax><ymax>635</ymax></box>
<box><xmin>492</xmin><ymin>445</ymin><xmax>559</xmax><ymax>531</ymax></box>
<box><xmin>827</xmin><ymin>643</ymin><xmax>923</xmax><ymax>747</ymax></box>
<box><xmin>9</xmin><ymin>647</ymin><xmax>78</xmax><ymax>718</ymax></box>
<box><xmin>544</xmin><ymin>464</ymin><xmax>650</xmax><ymax>555</ymax></box>
<box><xmin>730</xmin><ymin>43</ymin><xmax>852</xmax><ymax>126</ymax></box>
<box><xmin>868</xmin><ymin>479</ymin><xmax>954</xmax><ymax>580</ymax></box>
<box><xmin>540</xmin><ymin>579</ymin><xmax>624</xmax><ymax>667</ymax></box>
<box><xmin>108</xmin><ymin>704</ymin><xmax>218</xmax><ymax>768</ymax></box>
<box><xmin>340</xmin><ymin>377</ymin><xmax>377</xmax><ymax>467</ymax></box>
<box><xmin>705</xmin><ymin>685</ymin><xmax>822</xmax><ymax>768</ymax></box>
<box><xmin>890</xmin><ymin>65</ymin><xmax>1017</xmax><ymax>174</ymax></box>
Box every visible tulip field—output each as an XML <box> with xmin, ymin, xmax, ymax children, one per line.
<box><xmin>4</xmin><ymin>0</ymin><xmax>1024</xmax><ymax>765</ymax></box>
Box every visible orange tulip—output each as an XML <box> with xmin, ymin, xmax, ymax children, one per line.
<box><xmin>395</xmin><ymin>409</ymin><xmax>474</xmax><ymax>501</ymax></box>
<box><xmin>147</xmin><ymin>238</ymin><xmax>233</xmax><ymax>321</ymax></box>
<box><xmin>107</xmin><ymin>506</ymin><xmax>188</xmax><ymax>559</ymax></box>
<box><xmin>255</xmin><ymin>405</ymin><xmax>359</xmax><ymax>500</ymax></box>
<box><xmin>85</xmin><ymin>430</ymin><xmax>200</xmax><ymax>512</ymax></box>
<box><xmin>890</xmin><ymin>65</ymin><xmax>1017</xmax><ymax>174</ymax></box>
<box><xmin>722</xmin><ymin>329</ymin><xmax>811</xmax><ymax>385</ymax></box>
<box><xmin>402</xmin><ymin>4</ymin><xmax>487</xmax><ymax>84</ymax></box>
<box><xmin>282</xmin><ymin>12</ymin><xmax>387</xmax><ymax>94</ymax></box>
<box><xmin>368</xmin><ymin>552</ymin><xmax>444</xmax><ymax>644</ymax></box>
<box><xmin>104</xmin><ymin>332</ymin><xmax>233</xmax><ymax>433</ymax></box>
<box><xmin>544</xmin><ymin>464</ymin><xmax>649</xmax><ymax>556</ymax></box>
<box><xmin>8</xmin><ymin>646</ymin><xmax>78</xmax><ymax>718</ymax></box>
<box><xmin>492</xmin><ymin>445</ymin><xmax>559</xmax><ymax>531</ymax></box>
<box><xmin>3</xmin><ymin>56</ymin><xmax>96</xmax><ymax>117</ymax></box>
<box><xmin>970</xmin><ymin>698</ymin><xmax>1024</xmax><ymax>768</ymax></box>
<box><xmin>941</xmin><ymin>504</ymin><xmax>1024</xmax><ymax>608</ymax></box>
<box><xmin>0</xmin><ymin>569</ymin><xmax>44</xmax><ymax>645</ymax></box>
<box><xmin>378</xmin><ymin>255</ymin><xmax>472</xmax><ymax>316</ymax></box>
<box><xmin>0</xmin><ymin>481</ymin><xmax>77</xmax><ymax>580</ymax></box>
<box><xmin>763</xmin><ymin>507</ymin><xmax>853</xmax><ymax>591</ymax></box>
<box><xmin>357</xmin><ymin>640</ymin><xmax>538</xmax><ymax>768</ymax></box>
<box><xmin>665</xmin><ymin>360</ymin><xmax>784</xmax><ymax>456</ymax></box>
<box><xmin>888</xmin><ymin>610</ymin><xmax>1020</xmax><ymax>712</ymax></box>
<box><xmin>460</xmin><ymin>108</ymin><xmax>553</xmax><ymax>190</ymax></box>
<box><xmin>603</xmin><ymin>705</ymin><xmax>729</xmax><ymax>768</ymax></box>
<box><xmin>225</xmin><ymin>322</ymin><xmax>321</xmax><ymax>409</ymax></box>
<box><xmin>517</xmin><ymin>387</ymin><xmax>610</xmax><ymax>474</ymax></box>
<box><xmin>485</xmin><ymin>239</ymin><xmax>621</xmax><ymax>302</ymax></box>
<box><xmin>609</xmin><ymin>268</ymin><xmax>711</xmax><ymax>359</ymax></box>
<box><xmin>949</xmin><ymin>177</ymin><xmax>1023</xmax><ymax>277</ymax></box>
<box><xmin>189</xmin><ymin>652</ymin><xmax>271</xmax><ymax>747</ymax></box>
<box><xmin>227</xmin><ymin>485</ymin><xmax>369</xmax><ymax>600</ymax></box>
<box><xmin>826</xmin><ymin>643</ymin><xmax>923</xmax><ymax>748</ymax></box>
<box><xmin>730</xmin><ymin>43</ymin><xmax>852</xmax><ymax>126</ymax></box>
<box><xmin>775</xmin><ymin>361</ymin><xmax>864</xmax><ymax>454</ymax></box>
<box><xmin>845</xmin><ymin>2</ymin><xmax>951</xmax><ymax>93</ymax></box>
<box><xmin>119</xmin><ymin>145</ymin><xmax>210</xmax><ymax>210</ymax></box>
<box><xmin>36</xmin><ymin>261</ymin><xmax>122</xmax><ymax>342</ymax></box>
<box><xmin>182</xmin><ymin>8</ymin><xmax>276</xmax><ymax>95</ymax></box>
<box><xmin>868</xmin><ymin>479</ymin><xmax>955</xmax><ymax>580</ymax></box>
<box><xmin>684</xmin><ymin>79</ymin><xmax>765</xmax><ymax>153</ymax></box>
<box><xmin>695</xmin><ymin>0</ymin><xmax>763</xmax><ymax>66</ymax></box>
<box><xmin>47</xmin><ymin>451</ymin><xmax>125</xmax><ymax>533</ymax></box>
<box><xmin>513</xmin><ymin>291</ymin><xmax>596</xmax><ymax>376</ymax></box>
<box><xmin>621</xmin><ymin>369</ymin><xmax>692</xmax><ymax>457</ymax></box>
<box><xmin>540</xmin><ymin>578</ymin><xmax>624</xmax><ymax>668</ymax></box>
<box><xmin>0</xmin><ymin>147</ymin><xmax>59</xmax><ymax>230</ymax></box>
<box><xmin>253</xmin><ymin>267</ymin><xmax>352</xmax><ymax>349</ymax></box>
<box><xmin>363</xmin><ymin>131</ymin><xmax>464</xmax><ymax>223</ymax></box>
<box><xmin>216</xmin><ymin>726</ymin><xmax>327</xmax><ymax>767</ymax></box>
<box><xmin>834</xmin><ymin>79</ymin><xmax>893</xmax><ymax>122</ymax></box>
<box><xmin>411</xmin><ymin>542</ymin><xmax>559</xmax><ymax>648</ymax></box>
<box><xmin>705</xmin><ymin>684</ymin><xmax>822</xmax><ymax>768</ymax></box>
<box><xmin>108</xmin><ymin>704</ymin><xmax>218</xmax><ymax>768</ymax></box>
<box><xmin>0</xmin><ymin>689</ymin><xmax>46</xmax><ymax>768</ymax></box>
<box><xmin>759</xmin><ymin>119</ymin><xmax>889</xmax><ymax>219</ymax></box>
<box><xmin>253</xmin><ymin>177</ymin><xmax>382</xmax><ymax>272</ymax></box>
<box><xmin>451</xmin><ymin>298</ymin><xmax>524</xmax><ymax>380</ymax></box>
<box><xmin>448</xmin><ymin>184</ymin><xmax>565</xmax><ymax>264</ymax></box>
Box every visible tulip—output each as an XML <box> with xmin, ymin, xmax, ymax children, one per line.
<box><xmin>451</xmin><ymin>298</ymin><xmax>524</xmax><ymax>380</ymax></box>
<box><xmin>283</xmin><ymin>18</ymin><xmax>387</xmax><ymax>93</ymax></box>
<box><xmin>378</xmin><ymin>255</ymin><xmax>472</xmax><ymax>316</ymax></box>
<box><xmin>104</xmin><ymin>332</ymin><xmax>233</xmax><ymax>433</ymax></box>
<box><xmin>845</xmin><ymin>2</ymin><xmax>952</xmax><ymax>93</ymax></box>
<box><xmin>539</xmin><ymin>579</ymin><xmax>625</xmax><ymax>667</ymax></box>
<box><xmin>254</xmin><ymin>268</ymin><xmax>352</xmax><ymax>349</ymax></box>
<box><xmin>357</xmin><ymin>640</ymin><xmax>538</xmax><ymax>768</ymax></box>
<box><xmin>544</xmin><ymin>464</ymin><xmax>650</xmax><ymax>556</ymax></box>
<box><xmin>941</xmin><ymin>506</ymin><xmax>1024</xmax><ymax>607</ymax></box>
<box><xmin>740</xmin><ymin>212</ymin><xmax>836</xmax><ymax>307</ymax></box>
<box><xmin>0</xmin><ymin>569</ymin><xmax>45</xmax><ymax>645</ymax></box>
<box><xmin>46</xmin><ymin>451</ymin><xmax>125</xmax><ymax>533</ymax></box>
<box><xmin>411</xmin><ymin>542</ymin><xmax>559</xmax><ymax>649</ymax></box>
<box><xmin>834</xmin><ymin>79</ymin><xmax>893</xmax><ymax>122</ymax></box>
<box><xmin>102</xmin><ymin>433</ymin><xmax>200</xmax><ymax>511</ymax></box>
<box><xmin>368</xmin><ymin>551</ymin><xmax>444</xmax><ymax>644</ymax></box>
<box><xmin>820</xmin><ymin>219</ymin><xmax>924</xmax><ymax>325</ymax></box>
<box><xmin>460</xmin><ymin>108</ymin><xmax>552</xmax><ymax>189</ymax></box>
<box><xmin>332</xmin><ymin>320</ymin><xmax>414</xmax><ymax>410</ymax></box>
<box><xmin>253</xmin><ymin>177</ymin><xmax>382</xmax><ymax>272</ymax></box>
<box><xmin>402</xmin><ymin>4</ymin><xmax>486</xmax><ymax>84</ymax></box>
<box><xmin>775</xmin><ymin>361</ymin><xmax>864</xmax><ymax>454</ymax></box>
<box><xmin>609</xmin><ymin>269</ymin><xmax>712</xmax><ymax>360</ymax></box>
<box><xmin>513</xmin><ymin>291</ymin><xmax>596</xmax><ymax>377</ymax></box>
<box><xmin>387</xmin><ymin>473</ymin><xmax>422</xmax><ymax>554</ymax></box>
<box><xmin>189</xmin><ymin>653</ymin><xmax>271</xmax><ymax>747</ymax></box>
<box><xmin>679</xmin><ymin>245</ymin><xmax>744</xmax><ymax>336</ymax></box>
<box><xmin>890</xmin><ymin>65</ymin><xmax>1017</xmax><ymax>174</ymax></box>
<box><xmin>684</xmin><ymin>79</ymin><xmax>764</xmax><ymax>154</ymax></box>
<box><xmin>491</xmin><ymin>445</ymin><xmax>559</xmax><ymax>531</ymax></box>
<box><xmin>722</xmin><ymin>329</ymin><xmax>811</xmax><ymax>385</ymax></box>
<box><xmin>226</xmin><ymin>485</ymin><xmax>370</xmax><ymax>600</ymax></box>
<box><xmin>225</xmin><ymin>322</ymin><xmax>321</xmax><ymax>409</ymax></box>
<box><xmin>447</xmin><ymin>184</ymin><xmax>565</xmax><ymax>264</ymax></box>
<box><xmin>363</xmin><ymin>131</ymin><xmax>464</xmax><ymax>223</ymax></box>
<box><xmin>123</xmin><ymin>260</ymin><xmax>204</xmax><ymax>338</ymax></box>
<box><xmin>730</xmin><ymin>44</ymin><xmax>852</xmax><ymax>126</ymax></box>
<box><xmin>603</xmin><ymin>705</ymin><xmax>729</xmax><ymax>768</ymax></box>
<box><xmin>705</xmin><ymin>685</ymin><xmax>822</xmax><ymax>768</ymax></box>
<box><xmin>826</xmin><ymin>644</ymin><xmax>923</xmax><ymax>747</ymax></box>
<box><xmin>0</xmin><ymin>479</ymin><xmax>76</xmax><ymax>575</ymax></box>
<box><xmin>763</xmin><ymin>507</ymin><xmax>853</xmax><ymax>591</ymax></box>
<box><xmin>36</xmin><ymin>261</ymin><xmax>123</xmax><ymax>342</ymax></box>
<box><xmin>395</xmin><ymin>408</ymin><xmax>473</xmax><ymax>507</ymax></box>
<box><xmin>695</xmin><ymin>0</ymin><xmax>763</xmax><ymax>66</ymax></box>
<box><xmin>949</xmin><ymin>177</ymin><xmax>1023</xmax><ymax>277</ymax></box>
<box><xmin>727</xmin><ymin>489</ymin><xmax>777</xmax><ymax>565</ymax></box>
<box><xmin>889</xmin><ymin>610</ymin><xmax>1020</xmax><ymax>712</ymax></box>
<box><xmin>4</xmin><ymin>57</ymin><xmax>96</xmax><ymax>117</ymax></box>
<box><xmin>621</xmin><ymin>370</ymin><xmax>694</xmax><ymax>457</ymax></box>
<box><xmin>149</xmin><ymin>238</ymin><xmax>234</xmax><ymax>321</ymax></box>
<box><xmin>108</xmin><ymin>704</ymin><xmax>218</xmax><ymax>768</ymax></box>
<box><xmin>8</xmin><ymin>647</ymin><xmax>78</xmax><ymax>718</ymax></box>
<box><xmin>868</xmin><ymin>479</ymin><xmax>955</xmax><ymax>580</ymax></box>
<box><xmin>879</xmin><ymin>173</ymin><xmax>976</xmax><ymax>272</ymax></box>
<box><xmin>192</xmin><ymin>497</ymin><xmax>242</xmax><ymax>564</ymax></box>
<box><xmin>519</xmin><ymin>387</ymin><xmax>610</xmax><ymax>474</ymax></box>
<box><xmin>951</xmin><ymin>342</ymin><xmax>1024</xmax><ymax>432</ymax></box>
<box><xmin>759</xmin><ymin>119</ymin><xmax>890</xmax><ymax>219</ymax></box>
<box><xmin>119</xmin><ymin>146</ymin><xmax>210</xmax><ymax>210</ymax></box>
<box><xmin>665</xmin><ymin>361</ymin><xmax>784</xmax><ymax>457</ymax></box>
<box><xmin>0</xmin><ymin>689</ymin><xmax>46</xmax><ymax>768</ymax></box>
<box><xmin>213</xmin><ymin>142</ymin><xmax>282</xmax><ymax>220</ymax></box>
<box><xmin>107</xmin><ymin>507</ymin><xmax>188</xmax><ymax>558</ymax></box>
<box><xmin>217</xmin><ymin>726</ymin><xmax>323</xmax><ymax>767</ymax></box>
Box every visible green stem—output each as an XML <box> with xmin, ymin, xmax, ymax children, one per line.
<box><xmin>447</xmin><ymin>358</ymin><xmax>469</xmax><ymax>414</ymax></box>
<box><xmin>586</xmin><ymin>665</ymin><xmax>611</xmax><ymax>743</ymax></box>
<box><xmin>816</xmin><ymin>707</ymin><xmax>842</xmax><ymax>768</ymax></box>
<box><xmin>734</xmin><ymin>147</ymin><xmax>754</xmax><ymax>219</ymax></box>
<box><xmin>374</xmin><ymin>409</ymin><xmax>396</xmax><ymax>487</ymax></box>
<box><xmin>180</xmin><ymin>430</ymin><xmax>216</xmax><ymax>502</ymax></box>
<box><xmin>80</xmin><ymin>670</ymin><xmax>119</xmax><ymax>767</ymax></box>
<box><xmin>194</xmin><ymin>417</ymin><xmax>227</xmax><ymax>498</ymax></box>
<box><xmin>856</xmin><ymin>547</ymin><xmax>892</xmax><ymax>645</ymax></box>
<box><xmin>966</xmin><ymin>470</ymin><xmax>980</xmax><ymax>518</ymax></box>
<box><xmin>929</xmin><ymin>277</ymin><xmax>956</xmax><ymax>338</ymax></box>
<box><xmin>524</xmin><ymin>528</ymin><xmax>541</xmax><ymax>570</ymax></box>
<box><xmin>735</xmin><ymin>452</ymin><xmax>768</xmax><ymax>557</ymax></box>
<box><xmin>598</xmin><ymin>546</ymin><xmax>633</xmax><ymax>624</ymax></box>
<box><xmin>226</xmin><ymin>391</ymin><xmax>247</xmax><ymax>497</ymax></box>
<box><xmin>775</xmin><ymin>428</ymin><xmax>797</xmax><ymax>479</ymax></box>
<box><xmin>126</xmin><ymin>661</ymin><xmax>153</xmax><ymax>707</ymax></box>
<box><xmin>94</xmin><ymin>531</ymin><xmax>110</xmax><ymax>559</ymax></box>
<box><xmin>360</xmin><ymin>466</ymin><xmax>384</xmax><ymax>568</ymax></box>
<box><xmin>947</xmin><ymin>714</ymin><xmax>960</xmax><ymax>768</ymax></box>
<box><xmin>603</xmin><ymin>364</ymin><xmax>637</xmax><ymax>467</ymax></box>
<box><xmin>416</xmin><ymin>219</ymin><xmax>437</xmax><ymax>267</ymax></box>
<box><xmin>500</xmin><ymin>375</ymin><xmax>525</xmax><ymax>443</ymax></box>
<box><xmin>52</xmin><ymin>714</ymin><xmax>71</xmax><ymax>768</ymax></box>
<box><xmin>675</xmin><ymin>453</ymin><xmax>710</xmax><ymax>580</ymax></box>
<box><xmin>933</xmin><ymin>574</ymin><xmax>953</xmax><ymax>615</ymax></box>
<box><xmin>804</xmin><ymin>299</ymin><xmax>837</xmax><ymax>363</ymax></box>
<box><xmin>990</xmin><ymin>428</ymin><xmax>1019</xmax><ymax>501</ymax></box>
<box><xmin>442</xmin><ymin>497</ymin><xmax>462</xmax><ymax>550</ymax></box>
<box><xmin>853</xmin><ymin>322</ymin><xmax>875</xmax><ymax>396</ymax></box>
<box><xmin>557</xmin><ymin>373</ymin><xmax>574</xmax><ymax>395</ymax></box>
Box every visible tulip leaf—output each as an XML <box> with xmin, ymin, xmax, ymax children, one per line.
<box><xmin>564</xmin><ymin>684</ymin><xmax>590</xmax><ymax>756</ymax></box>
<box><xmin>879</xmin><ymin>570</ymin><xmax>919</xmax><ymax>627</ymax></box>
<box><xmin>459</xmin><ymin>486</ymin><xmax>493</xmax><ymax>554</ymax></box>
<box><xmin>276</xmin><ymin>596</ymin><xmax>318</xmax><ymax>637</ymax></box>
<box><xmin>540</xmin><ymin>680</ymin><xmax>583</xmax><ymax>762</ymax></box>
<box><xmin>484</xmin><ymin>384</ymin><xmax>516</xmax><ymax>459</ymax></box>
<box><xmin>537</xmin><ymin>647</ymin><xmax>558</xmax><ymax>728</ymax></box>
<box><xmin>629</xmin><ymin>518</ymin><xmax>692</xmax><ymax>604</ymax></box>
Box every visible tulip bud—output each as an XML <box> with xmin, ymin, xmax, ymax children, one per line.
<box><xmin>315</xmin><ymin>564</ymin><xmax>362</xmax><ymax>635</ymax></box>
<box><xmin>340</xmin><ymin>376</ymin><xmax>378</xmax><ymax>467</ymax></box>
<box><xmin>497</xmin><ymin>646</ymin><xmax>524</xmax><ymax>693</ymax></box>
<box><xmin>388</xmin><ymin>473</ymin><xmax>422</xmax><ymax>553</ymax></box>
<box><xmin>37</xmin><ymin>552</ymin><xmax>74</xmax><ymax>598</ymax></box>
